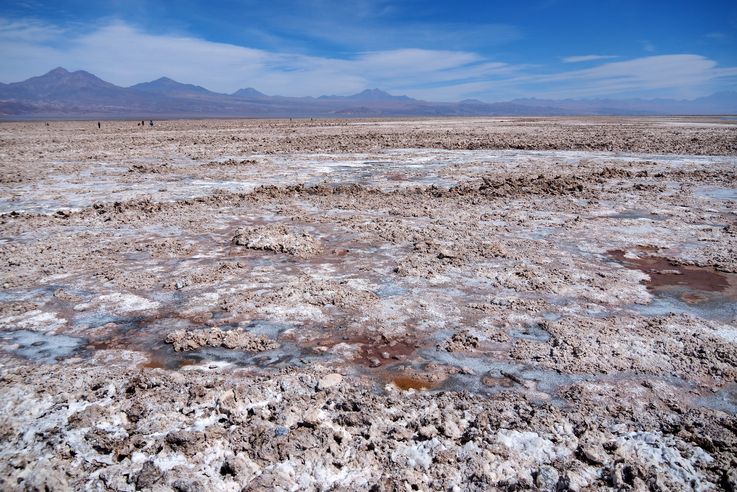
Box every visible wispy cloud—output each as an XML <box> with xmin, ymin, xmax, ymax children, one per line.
<box><xmin>641</xmin><ymin>40</ymin><xmax>656</xmax><ymax>53</ymax></box>
<box><xmin>212</xmin><ymin>1</ymin><xmax>522</xmax><ymax>52</ymax></box>
<box><xmin>705</xmin><ymin>31</ymin><xmax>730</xmax><ymax>41</ymax></box>
<box><xmin>275</xmin><ymin>20</ymin><xmax>523</xmax><ymax>52</ymax></box>
<box><xmin>411</xmin><ymin>54</ymin><xmax>737</xmax><ymax>101</ymax></box>
<box><xmin>0</xmin><ymin>17</ymin><xmax>65</xmax><ymax>42</ymax></box>
<box><xmin>513</xmin><ymin>54</ymin><xmax>737</xmax><ymax>99</ymax></box>
<box><xmin>561</xmin><ymin>55</ymin><xmax>617</xmax><ymax>63</ymax></box>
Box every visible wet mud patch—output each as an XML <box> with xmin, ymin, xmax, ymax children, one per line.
<box><xmin>192</xmin><ymin>341</ymin><xmax>317</xmax><ymax>370</ymax></box>
<box><xmin>609</xmin><ymin>249</ymin><xmax>731</xmax><ymax>291</ymax></box>
<box><xmin>696</xmin><ymin>186</ymin><xmax>737</xmax><ymax>201</ymax></box>
<box><xmin>607</xmin><ymin>210</ymin><xmax>667</xmax><ymax>221</ymax></box>
<box><xmin>509</xmin><ymin>322</ymin><xmax>552</xmax><ymax>343</ymax></box>
<box><xmin>85</xmin><ymin>315</ymin><xmax>195</xmax><ymax>369</ymax></box>
<box><xmin>480</xmin><ymin>371</ymin><xmax>522</xmax><ymax>389</ymax></box>
<box><xmin>310</xmin><ymin>330</ymin><xmax>421</xmax><ymax>369</ymax></box>
<box><xmin>0</xmin><ymin>330</ymin><xmax>86</xmax><ymax>363</ymax></box>
<box><xmin>82</xmin><ymin>312</ymin><xmax>293</xmax><ymax>370</ymax></box>
<box><xmin>609</xmin><ymin>249</ymin><xmax>737</xmax><ymax>320</ymax></box>
<box><xmin>352</xmin><ymin>336</ymin><xmax>419</xmax><ymax>368</ymax></box>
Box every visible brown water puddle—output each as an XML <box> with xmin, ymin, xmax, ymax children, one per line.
<box><xmin>391</xmin><ymin>374</ymin><xmax>443</xmax><ymax>391</ymax></box>
<box><xmin>609</xmin><ymin>249</ymin><xmax>730</xmax><ymax>292</ymax></box>
<box><xmin>608</xmin><ymin>249</ymin><xmax>737</xmax><ymax>316</ymax></box>
<box><xmin>143</xmin><ymin>353</ymin><xmax>198</xmax><ymax>370</ymax></box>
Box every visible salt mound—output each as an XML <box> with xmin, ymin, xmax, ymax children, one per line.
<box><xmin>165</xmin><ymin>327</ymin><xmax>279</xmax><ymax>352</ymax></box>
<box><xmin>232</xmin><ymin>224</ymin><xmax>322</xmax><ymax>257</ymax></box>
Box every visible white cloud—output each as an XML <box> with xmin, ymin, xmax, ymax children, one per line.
<box><xmin>561</xmin><ymin>55</ymin><xmax>617</xmax><ymax>63</ymax></box>
<box><xmin>0</xmin><ymin>18</ymin><xmax>735</xmax><ymax>101</ymax></box>
<box><xmin>528</xmin><ymin>55</ymin><xmax>737</xmax><ymax>98</ymax></box>
<box><xmin>0</xmin><ymin>19</ymin><xmax>502</xmax><ymax>96</ymax></box>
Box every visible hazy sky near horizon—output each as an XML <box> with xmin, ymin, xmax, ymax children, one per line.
<box><xmin>1</xmin><ymin>0</ymin><xmax>736</xmax><ymax>101</ymax></box>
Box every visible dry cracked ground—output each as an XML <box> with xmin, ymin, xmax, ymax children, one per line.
<box><xmin>1</xmin><ymin>116</ymin><xmax>736</xmax><ymax>491</ymax></box>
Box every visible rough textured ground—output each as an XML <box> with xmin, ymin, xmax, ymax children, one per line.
<box><xmin>1</xmin><ymin>117</ymin><xmax>736</xmax><ymax>491</ymax></box>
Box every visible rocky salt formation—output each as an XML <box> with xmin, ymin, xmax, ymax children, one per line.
<box><xmin>165</xmin><ymin>327</ymin><xmax>279</xmax><ymax>352</ymax></box>
<box><xmin>0</xmin><ymin>360</ymin><xmax>733</xmax><ymax>491</ymax></box>
<box><xmin>441</xmin><ymin>330</ymin><xmax>480</xmax><ymax>352</ymax></box>
<box><xmin>232</xmin><ymin>224</ymin><xmax>322</xmax><ymax>257</ymax></box>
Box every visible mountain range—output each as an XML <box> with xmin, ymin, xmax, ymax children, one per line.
<box><xmin>1</xmin><ymin>67</ymin><xmax>735</xmax><ymax>118</ymax></box>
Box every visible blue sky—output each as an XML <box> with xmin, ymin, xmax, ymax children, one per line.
<box><xmin>1</xmin><ymin>0</ymin><xmax>736</xmax><ymax>101</ymax></box>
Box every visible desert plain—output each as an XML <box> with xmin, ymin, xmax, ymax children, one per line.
<box><xmin>0</xmin><ymin>116</ymin><xmax>736</xmax><ymax>490</ymax></box>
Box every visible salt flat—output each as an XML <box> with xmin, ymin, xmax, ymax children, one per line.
<box><xmin>1</xmin><ymin>117</ymin><xmax>736</xmax><ymax>490</ymax></box>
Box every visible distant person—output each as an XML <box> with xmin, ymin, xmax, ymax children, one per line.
<box><xmin>149</xmin><ymin>120</ymin><xmax>154</xmax><ymax>127</ymax></box>
<box><xmin>97</xmin><ymin>122</ymin><xmax>101</xmax><ymax>129</ymax></box>
<box><xmin>141</xmin><ymin>120</ymin><xmax>145</xmax><ymax>126</ymax></box>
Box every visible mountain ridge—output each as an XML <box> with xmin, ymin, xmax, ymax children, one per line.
<box><xmin>1</xmin><ymin>67</ymin><xmax>735</xmax><ymax>118</ymax></box>
<box><xmin>318</xmin><ymin>88</ymin><xmax>415</xmax><ymax>102</ymax></box>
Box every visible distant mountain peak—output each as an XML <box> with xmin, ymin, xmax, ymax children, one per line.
<box><xmin>130</xmin><ymin>77</ymin><xmax>213</xmax><ymax>95</ymax></box>
<box><xmin>40</xmin><ymin>67</ymin><xmax>102</xmax><ymax>82</ymax></box>
<box><xmin>48</xmin><ymin>67</ymin><xmax>70</xmax><ymax>76</ymax></box>
<box><xmin>353</xmin><ymin>88</ymin><xmax>412</xmax><ymax>101</ymax></box>
<box><xmin>148</xmin><ymin>76</ymin><xmax>178</xmax><ymax>85</ymax></box>
<box><xmin>232</xmin><ymin>87</ymin><xmax>267</xmax><ymax>99</ymax></box>
<box><xmin>358</xmin><ymin>88</ymin><xmax>390</xmax><ymax>97</ymax></box>
<box><xmin>19</xmin><ymin>66</ymin><xmax>114</xmax><ymax>90</ymax></box>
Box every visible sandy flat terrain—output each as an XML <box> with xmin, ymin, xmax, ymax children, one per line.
<box><xmin>1</xmin><ymin>117</ymin><xmax>736</xmax><ymax>490</ymax></box>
